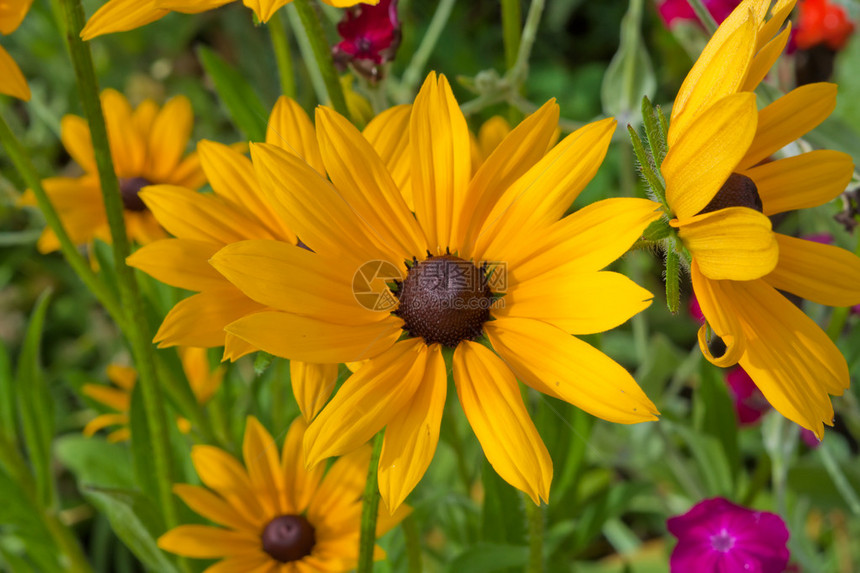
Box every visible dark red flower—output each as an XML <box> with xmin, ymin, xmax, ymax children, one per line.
<box><xmin>333</xmin><ymin>0</ymin><xmax>400</xmax><ymax>81</ymax></box>
<box><xmin>795</xmin><ymin>0</ymin><xmax>855</xmax><ymax>50</ymax></box>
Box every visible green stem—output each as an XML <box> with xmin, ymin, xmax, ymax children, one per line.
<box><xmin>357</xmin><ymin>432</ymin><xmax>384</xmax><ymax>573</ymax></box>
<box><xmin>61</xmin><ymin>0</ymin><xmax>179</xmax><ymax>531</ymax></box>
<box><xmin>292</xmin><ymin>0</ymin><xmax>350</xmax><ymax>118</ymax></box>
<box><xmin>685</xmin><ymin>0</ymin><xmax>717</xmax><ymax>35</ymax></box>
<box><xmin>818</xmin><ymin>442</ymin><xmax>860</xmax><ymax>515</ymax></box>
<box><xmin>508</xmin><ymin>0</ymin><xmax>545</xmax><ymax>86</ymax></box>
<box><xmin>269</xmin><ymin>10</ymin><xmax>296</xmax><ymax>98</ymax></box>
<box><xmin>525</xmin><ymin>497</ymin><xmax>544</xmax><ymax>573</ymax></box>
<box><xmin>396</xmin><ymin>0</ymin><xmax>457</xmax><ymax>100</ymax></box>
<box><xmin>44</xmin><ymin>513</ymin><xmax>93</xmax><ymax>573</ymax></box>
<box><xmin>501</xmin><ymin>0</ymin><xmax>522</xmax><ymax>72</ymax></box>
<box><xmin>0</xmin><ymin>114</ymin><xmax>126</xmax><ymax>330</ymax></box>
<box><xmin>403</xmin><ymin>515</ymin><xmax>423</xmax><ymax>573</ymax></box>
<box><xmin>286</xmin><ymin>3</ymin><xmax>329</xmax><ymax>108</ymax></box>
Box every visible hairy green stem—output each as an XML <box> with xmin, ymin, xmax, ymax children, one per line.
<box><xmin>525</xmin><ymin>498</ymin><xmax>545</xmax><ymax>573</ymax></box>
<box><xmin>357</xmin><ymin>432</ymin><xmax>385</xmax><ymax>573</ymax></box>
<box><xmin>0</xmin><ymin>114</ymin><xmax>126</xmax><ymax>330</ymax></box>
<box><xmin>269</xmin><ymin>10</ymin><xmax>296</xmax><ymax>98</ymax></box>
<box><xmin>508</xmin><ymin>0</ymin><xmax>545</xmax><ymax>85</ymax></box>
<box><xmin>292</xmin><ymin>0</ymin><xmax>350</xmax><ymax>118</ymax></box>
<box><xmin>501</xmin><ymin>0</ymin><xmax>522</xmax><ymax>72</ymax></box>
<box><xmin>396</xmin><ymin>0</ymin><xmax>456</xmax><ymax>100</ymax></box>
<box><xmin>61</xmin><ymin>0</ymin><xmax>179</xmax><ymax>531</ymax></box>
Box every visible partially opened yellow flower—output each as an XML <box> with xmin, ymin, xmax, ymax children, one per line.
<box><xmin>0</xmin><ymin>0</ymin><xmax>34</xmax><ymax>99</ymax></box>
<box><xmin>82</xmin><ymin>348</ymin><xmax>223</xmax><ymax>441</ymax></box>
<box><xmin>209</xmin><ymin>72</ymin><xmax>661</xmax><ymax>512</ymax></box>
<box><xmin>81</xmin><ymin>0</ymin><xmax>375</xmax><ymax>40</ymax></box>
<box><xmin>660</xmin><ymin>0</ymin><xmax>860</xmax><ymax>437</ymax></box>
<box><xmin>158</xmin><ymin>416</ymin><xmax>409</xmax><ymax>572</ymax></box>
<box><xmin>19</xmin><ymin>89</ymin><xmax>204</xmax><ymax>253</ymax></box>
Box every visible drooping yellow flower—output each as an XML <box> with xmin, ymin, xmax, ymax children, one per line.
<box><xmin>209</xmin><ymin>72</ymin><xmax>661</xmax><ymax>512</ymax></box>
<box><xmin>19</xmin><ymin>89</ymin><xmax>204</xmax><ymax>253</ymax></box>
<box><xmin>81</xmin><ymin>0</ymin><xmax>375</xmax><ymax>40</ymax></box>
<box><xmin>661</xmin><ymin>0</ymin><xmax>860</xmax><ymax>437</ymax></box>
<box><xmin>0</xmin><ymin>0</ymin><xmax>34</xmax><ymax>100</ymax></box>
<box><xmin>82</xmin><ymin>348</ymin><xmax>223</xmax><ymax>441</ymax></box>
<box><xmin>127</xmin><ymin>96</ymin><xmax>407</xmax><ymax>421</ymax></box>
<box><xmin>158</xmin><ymin>416</ymin><xmax>409</xmax><ymax>572</ymax></box>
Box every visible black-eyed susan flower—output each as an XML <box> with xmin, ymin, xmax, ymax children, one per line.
<box><xmin>80</xmin><ymin>0</ymin><xmax>375</xmax><ymax>41</ymax></box>
<box><xmin>82</xmin><ymin>348</ymin><xmax>223</xmax><ymax>441</ymax></box>
<box><xmin>0</xmin><ymin>0</ymin><xmax>33</xmax><ymax>100</ymax></box>
<box><xmin>209</xmin><ymin>72</ymin><xmax>661</xmax><ymax>512</ymax></box>
<box><xmin>127</xmin><ymin>96</ymin><xmax>406</xmax><ymax>421</ymax></box>
<box><xmin>158</xmin><ymin>416</ymin><xmax>409</xmax><ymax>572</ymax></box>
<box><xmin>19</xmin><ymin>89</ymin><xmax>205</xmax><ymax>253</ymax></box>
<box><xmin>660</xmin><ymin>0</ymin><xmax>860</xmax><ymax>437</ymax></box>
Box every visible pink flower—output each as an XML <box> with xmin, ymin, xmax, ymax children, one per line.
<box><xmin>657</xmin><ymin>0</ymin><xmax>741</xmax><ymax>28</ymax></box>
<box><xmin>725</xmin><ymin>367</ymin><xmax>771</xmax><ymax>426</ymax></box>
<box><xmin>332</xmin><ymin>0</ymin><xmax>400</xmax><ymax>81</ymax></box>
<box><xmin>668</xmin><ymin>498</ymin><xmax>791</xmax><ymax>573</ymax></box>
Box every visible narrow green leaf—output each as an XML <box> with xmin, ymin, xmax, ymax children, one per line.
<box><xmin>480</xmin><ymin>459</ymin><xmax>526</xmax><ymax>548</ymax></box>
<box><xmin>128</xmin><ymin>381</ymin><xmax>160</xmax><ymax>508</ymax></box>
<box><xmin>54</xmin><ymin>435</ymin><xmax>135</xmax><ymax>489</ymax></box>
<box><xmin>197</xmin><ymin>46</ymin><xmax>268</xmax><ymax>142</ymax></box>
<box><xmin>626</xmin><ymin>125</ymin><xmax>667</xmax><ymax>204</ymax></box>
<box><xmin>447</xmin><ymin>543</ymin><xmax>529</xmax><ymax>573</ymax></box>
<box><xmin>665</xmin><ymin>243</ymin><xmax>680</xmax><ymax>314</ymax></box>
<box><xmin>0</xmin><ymin>342</ymin><xmax>16</xmax><ymax>440</ymax></box>
<box><xmin>671</xmin><ymin>424</ymin><xmax>734</xmax><ymax>498</ymax></box>
<box><xmin>694</xmin><ymin>360</ymin><xmax>741</xmax><ymax>485</ymax></box>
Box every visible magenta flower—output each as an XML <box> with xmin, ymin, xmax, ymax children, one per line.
<box><xmin>668</xmin><ymin>498</ymin><xmax>791</xmax><ymax>573</ymax></box>
<box><xmin>332</xmin><ymin>0</ymin><xmax>400</xmax><ymax>81</ymax></box>
<box><xmin>657</xmin><ymin>0</ymin><xmax>741</xmax><ymax>28</ymax></box>
<box><xmin>725</xmin><ymin>366</ymin><xmax>770</xmax><ymax>426</ymax></box>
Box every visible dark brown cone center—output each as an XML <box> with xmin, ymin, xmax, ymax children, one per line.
<box><xmin>261</xmin><ymin>515</ymin><xmax>316</xmax><ymax>563</ymax></box>
<box><xmin>697</xmin><ymin>173</ymin><xmax>763</xmax><ymax>215</ymax></box>
<box><xmin>119</xmin><ymin>177</ymin><xmax>151</xmax><ymax>212</ymax></box>
<box><xmin>395</xmin><ymin>255</ymin><xmax>492</xmax><ymax>348</ymax></box>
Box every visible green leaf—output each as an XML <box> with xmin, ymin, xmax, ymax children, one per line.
<box><xmin>480</xmin><ymin>459</ymin><xmax>526</xmax><ymax>548</ymax></box>
<box><xmin>198</xmin><ymin>46</ymin><xmax>268</xmax><ymax>142</ymax></box>
<box><xmin>447</xmin><ymin>543</ymin><xmax>529</xmax><ymax>573</ymax></box>
<box><xmin>693</xmin><ymin>360</ymin><xmax>741</xmax><ymax>486</ymax></box>
<box><xmin>83</xmin><ymin>487</ymin><xmax>179</xmax><ymax>573</ymax></box>
<box><xmin>14</xmin><ymin>290</ymin><xmax>56</xmax><ymax>509</ymax></box>
<box><xmin>0</xmin><ymin>341</ymin><xmax>16</xmax><ymax>440</ymax></box>
<box><xmin>670</xmin><ymin>423</ymin><xmax>733</xmax><ymax>498</ymax></box>
<box><xmin>128</xmin><ymin>381</ymin><xmax>160</xmax><ymax>509</ymax></box>
<box><xmin>54</xmin><ymin>435</ymin><xmax>134</xmax><ymax>489</ymax></box>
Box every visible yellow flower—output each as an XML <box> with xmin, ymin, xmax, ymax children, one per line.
<box><xmin>81</xmin><ymin>0</ymin><xmax>375</xmax><ymax>40</ymax></box>
<box><xmin>209</xmin><ymin>72</ymin><xmax>661</xmax><ymax>511</ymax></box>
<box><xmin>661</xmin><ymin>0</ymin><xmax>860</xmax><ymax>437</ymax></box>
<box><xmin>158</xmin><ymin>416</ymin><xmax>409</xmax><ymax>572</ymax></box>
<box><xmin>19</xmin><ymin>89</ymin><xmax>204</xmax><ymax>253</ymax></box>
<box><xmin>0</xmin><ymin>0</ymin><xmax>34</xmax><ymax>99</ymax></box>
<box><xmin>82</xmin><ymin>348</ymin><xmax>223</xmax><ymax>440</ymax></box>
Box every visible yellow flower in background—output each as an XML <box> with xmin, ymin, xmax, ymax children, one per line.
<box><xmin>210</xmin><ymin>72</ymin><xmax>661</xmax><ymax>512</ymax></box>
<box><xmin>0</xmin><ymin>0</ymin><xmax>34</xmax><ymax>100</ymax></box>
<box><xmin>82</xmin><ymin>348</ymin><xmax>223</xmax><ymax>440</ymax></box>
<box><xmin>19</xmin><ymin>89</ymin><xmax>205</xmax><ymax>253</ymax></box>
<box><xmin>81</xmin><ymin>0</ymin><xmax>375</xmax><ymax>40</ymax></box>
<box><xmin>470</xmin><ymin>116</ymin><xmax>511</xmax><ymax>169</ymax></box>
<box><xmin>661</xmin><ymin>0</ymin><xmax>860</xmax><ymax>437</ymax></box>
<box><xmin>158</xmin><ymin>416</ymin><xmax>409</xmax><ymax>572</ymax></box>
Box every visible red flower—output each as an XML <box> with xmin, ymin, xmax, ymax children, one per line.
<box><xmin>333</xmin><ymin>0</ymin><xmax>401</xmax><ymax>81</ymax></box>
<box><xmin>795</xmin><ymin>0</ymin><xmax>855</xmax><ymax>51</ymax></box>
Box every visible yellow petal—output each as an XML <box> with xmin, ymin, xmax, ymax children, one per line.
<box><xmin>765</xmin><ymin>234</ymin><xmax>860</xmax><ymax>307</ymax></box>
<box><xmin>145</xmin><ymin>96</ymin><xmax>193</xmax><ymax>181</ymax></box>
<box><xmin>224</xmin><ymin>333</ymin><xmax>259</xmax><ymax>362</ymax></box>
<box><xmin>663</xmin><ymin>92</ymin><xmax>758</xmax><ymax>219</ymax></box>
<box><xmin>667</xmin><ymin>11</ymin><xmax>757</xmax><ymax>145</ymax></box>
<box><xmin>224</xmin><ymin>311</ymin><xmax>403</xmax><ymax>364</ymax></box>
<box><xmin>200</xmin><ymin>553</ymin><xmax>273</xmax><ymax>573</ymax></box>
<box><xmin>170</xmin><ymin>150</ymin><xmax>207</xmax><ymax>189</ymax></box>
<box><xmin>180</xmin><ymin>347</ymin><xmax>224</xmax><ymax>403</ymax></box>
<box><xmin>101</xmin><ymin>89</ymin><xmax>146</xmax><ymax>176</ymax></box>
<box><xmin>754</xmin><ymin>0</ymin><xmax>797</xmax><ymax>53</ymax></box>
<box><xmin>457</xmin><ymin>100</ymin><xmax>560</xmax><ymax>256</ymax></box>
<box><xmin>82</xmin><ymin>384</ymin><xmax>131</xmax><ymax>412</ymax></box>
<box><xmin>738</xmin><ymin>83</ymin><xmax>838</xmax><ymax>171</ymax></box>
<box><xmin>242</xmin><ymin>417</ymin><xmax>284</xmax><ymax>515</ymax></box>
<box><xmin>453</xmin><ymin>341</ymin><xmax>552</xmax><ymax>504</ymax></box>
<box><xmin>265</xmin><ymin>96</ymin><xmax>325</xmax><ymax>176</ymax></box>
<box><xmin>81</xmin><ymin>0</ymin><xmax>168</xmax><ymax>39</ymax></box>
<box><xmin>744</xmin><ymin>150</ymin><xmax>853</xmax><ymax>216</ymax></box>
<box><xmin>690</xmin><ymin>261</ymin><xmax>747</xmax><ymax>367</ymax></box>
<box><xmin>496</xmin><ymin>270</ymin><xmax>653</xmax><ymax>335</ymax></box>
<box><xmin>156</xmin><ymin>0</ymin><xmax>233</xmax><ymax>13</ymax></box>
<box><xmin>0</xmin><ymin>0</ymin><xmax>34</xmax><ymax>34</ymax></box>
<box><xmin>303</xmin><ymin>339</ymin><xmax>427</xmax><ymax>467</ymax></box>
<box><xmin>315</xmin><ymin>106</ymin><xmax>427</xmax><ymax>259</ymax></box>
<box><xmin>307</xmin><ymin>446</ymin><xmax>369</xmax><ymax>537</ymax></box>
<box><xmin>107</xmin><ymin>428</ymin><xmax>131</xmax><ymax>443</ymax></box>
<box><xmin>190</xmin><ymin>445</ymin><xmax>267</xmax><ymax>522</ymax></box>
<box><xmin>280</xmin><ymin>417</ymin><xmax>324</xmax><ymax>513</ymax></box>
<box><xmin>60</xmin><ymin>115</ymin><xmax>96</xmax><ymax>173</ymax></box>
<box><xmin>106</xmin><ymin>363</ymin><xmax>137</xmax><ymax>390</ymax></box>
<box><xmin>478</xmin><ymin>116</ymin><xmax>512</xmax><ymax>159</ymax></box>
<box><xmin>82</xmin><ymin>413</ymin><xmax>129</xmax><ymax>436</ymax></box>
<box><xmin>508</xmin><ymin>198</ymin><xmax>662</xmax><ymax>282</ymax></box>
<box><xmin>0</xmin><ymin>45</ymin><xmax>29</xmax><ymax>100</ymax></box>
<box><xmin>486</xmin><ymin>317</ymin><xmax>658</xmax><ymax>423</ymax></box>
<box><xmin>378</xmin><ymin>344</ymin><xmax>446</xmax><ymax>512</ymax></box>
<box><xmin>210</xmin><ymin>239</ymin><xmax>387</xmax><ymax>326</ymax></box>
<box><xmin>322</xmin><ymin>0</ymin><xmax>376</xmax><ymax>6</ymax></box>
<box><xmin>362</xmin><ymin>104</ymin><xmax>413</xmax><ymax>210</ymax></box>
<box><xmin>241</xmin><ymin>0</ymin><xmax>287</xmax><ymax>23</ymax></box>
<box><xmin>132</xmin><ymin>99</ymin><xmax>159</xmax><ymax>138</ymax></box>
<box><xmin>409</xmin><ymin>72</ymin><xmax>471</xmax><ymax>252</ymax></box>
<box><xmin>473</xmin><ymin>117</ymin><xmax>616</xmax><ymax>262</ymax></box>
<box><xmin>675</xmin><ymin>206</ymin><xmax>777</xmax><ymax>280</ymax></box>
<box><xmin>157</xmin><ymin>525</ymin><xmax>260</xmax><ymax>558</ymax></box>
<box><xmin>127</xmin><ymin>238</ymin><xmax>223</xmax><ymax>291</ymax></box>
<box><xmin>173</xmin><ymin>484</ymin><xmax>257</xmax><ymax>531</ymax></box>
<box><xmin>741</xmin><ymin>24</ymin><xmax>791</xmax><ymax>93</ymax></box>
<box><xmin>154</xmin><ymin>287</ymin><xmax>265</xmax><ymax>348</ymax></box>
<box><xmin>290</xmin><ymin>361</ymin><xmax>339</xmax><ymax>422</ymax></box>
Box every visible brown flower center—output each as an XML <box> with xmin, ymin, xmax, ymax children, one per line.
<box><xmin>395</xmin><ymin>254</ymin><xmax>493</xmax><ymax>348</ymax></box>
<box><xmin>697</xmin><ymin>173</ymin><xmax>762</xmax><ymax>215</ymax></box>
<box><xmin>119</xmin><ymin>177</ymin><xmax>151</xmax><ymax>212</ymax></box>
<box><xmin>261</xmin><ymin>515</ymin><xmax>316</xmax><ymax>563</ymax></box>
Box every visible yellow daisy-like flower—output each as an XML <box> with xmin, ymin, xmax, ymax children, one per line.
<box><xmin>20</xmin><ymin>89</ymin><xmax>204</xmax><ymax>253</ymax></box>
<box><xmin>158</xmin><ymin>416</ymin><xmax>410</xmax><ymax>572</ymax></box>
<box><xmin>82</xmin><ymin>347</ymin><xmax>224</xmax><ymax>441</ymax></box>
<box><xmin>81</xmin><ymin>0</ymin><xmax>375</xmax><ymax>40</ymax></box>
<box><xmin>0</xmin><ymin>0</ymin><xmax>34</xmax><ymax>99</ymax></box>
<box><xmin>661</xmin><ymin>0</ymin><xmax>860</xmax><ymax>437</ymax></box>
<box><xmin>209</xmin><ymin>72</ymin><xmax>661</xmax><ymax>511</ymax></box>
